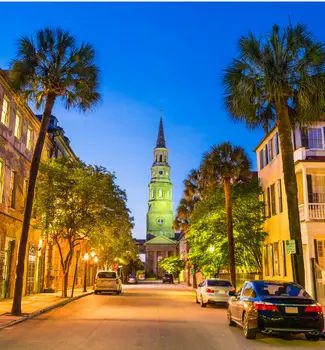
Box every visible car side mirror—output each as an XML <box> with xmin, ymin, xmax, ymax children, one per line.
<box><xmin>228</xmin><ymin>290</ymin><xmax>237</xmax><ymax>297</ymax></box>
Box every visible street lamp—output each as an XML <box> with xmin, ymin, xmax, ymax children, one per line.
<box><xmin>83</xmin><ymin>253</ymin><xmax>89</xmax><ymax>292</ymax></box>
<box><xmin>208</xmin><ymin>246</ymin><xmax>215</xmax><ymax>253</ymax></box>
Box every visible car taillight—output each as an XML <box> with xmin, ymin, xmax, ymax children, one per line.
<box><xmin>205</xmin><ymin>288</ymin><xmax>214</xmax><ymax>293</ymax></box>
<box><xmin>254</xmin><ymin>302</ymin><xmax>278</xmax><ymax>311</ymax></box>
<box><xmin>304</xmin><ymin>305</ymin><xmax>323</xmax><ymax>313</ymax></box>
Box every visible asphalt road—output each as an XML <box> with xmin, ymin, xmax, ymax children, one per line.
<box><xmin>0</xmin><ymin>282</ymin><xmax>323</xmax><ymax>350</ymax></box>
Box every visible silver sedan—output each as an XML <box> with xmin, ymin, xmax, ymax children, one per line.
<box><xmin>196</xmin><ymin>279</ymin><xmax>234</xmax><ymax>307</ymax></box>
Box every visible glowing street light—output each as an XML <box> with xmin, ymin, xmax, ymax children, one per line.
<box><xmin>208</xmin><ymin>246</ymin><xmax>215</xmax><ymax>253</ymax></box>
<box><xmin>94</xmin><ymin>256</ymin><xmax>98</xmax><ymax>263</ymax></box>
<box><xmin>90</xmin><ymin>251</ymin><xmax>96</xmax><ymax>258</ymax></box>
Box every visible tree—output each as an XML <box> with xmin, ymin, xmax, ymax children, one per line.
<box><xmin>10</xmin><ymin>28</ymin><xmax>100</xmax><ymax>315</ymax></box>
<box><xmin>223</xmin><ymin>24</ymin><xmax>325</xmax><ymax>286</ymax></box>
<box><xmin>200</xmin><ymin>142</ymin><xmax>251</xmax><ymax>288</ymax></box>
<box><xmin>187</xmin><ymin>178</ymin><xmax>266</xmax><ymax>279</ymax></box>
<box><xmin>35</xmin><ymin>158</ymin><xmax>130</xmax><ymax>297</ymax></box>
<box><xmin>158</xmin><ymin>256</ymin><xmax>185</xmax><ymax>283</ymax></box>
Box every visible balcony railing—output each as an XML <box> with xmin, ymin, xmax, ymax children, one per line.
<box><xmin>299</xmin><ymin>203</ymin><xmax>325</xmax><ymax>220</ymax></box>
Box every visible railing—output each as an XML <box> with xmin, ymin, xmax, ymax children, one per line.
<box><xmin>309</xmin><ymin>203</ymin><xmax>325</xmax><ymax>220</ymax></box>
<box><xmin>299</xmin><ymin>203</ymin><xmax>325</xmax><ymax>220</ymax></box>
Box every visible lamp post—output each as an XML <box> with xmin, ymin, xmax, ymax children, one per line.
<box><xmin>83</xmin><ymin>253</ymin><xmax>89</xmax><ymax>292</ymax></box>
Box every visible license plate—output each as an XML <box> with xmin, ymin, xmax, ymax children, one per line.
<box><xmin>285</xmin><ymin>307</ymin><xmax>298</xmax><ymax>314</ymax></box>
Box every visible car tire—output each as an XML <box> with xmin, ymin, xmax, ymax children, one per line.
<box><xmin>227</xmin><ymin>310</ymin><xmax>236</xmax><ymax>327</ymax></box>
<box><xmin>195</xmin><ymin>295</ymin><xmax>200</xmax><ymax>304</ymax></box>
<box><xmin>200</xmin><ymin>295</ymin><xmax>207</xmax><ymax>308</ymax></box>
<box><xmin>94</xmin><ymin>291</ymin><xmax>98</xmax><ymax>295</ymax></box>
<box><xmin>243</xmin><ymin>312</ymin><xmax>257</xmax><ymax>339</ymax></box>
<box><xmin>305</xmin><ymin>334</ymin><xmax>320</xmax><ymax>341</ymax></box>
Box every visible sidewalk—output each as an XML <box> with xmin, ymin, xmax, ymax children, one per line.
<box><xmin>0</xmin><ymin>288</ymin><xmax>93</xmax><ymax>329</ymax></box>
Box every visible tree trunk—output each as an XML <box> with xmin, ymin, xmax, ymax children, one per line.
<box><xmin>276</xmin><ymin>101</ymin><xmax>305</xmax><ymax>287</ymax></box>
<box><xmin>11</xmin><ymin>94</ymin><xmax>56</xmax><ymax>316</ymax></box>
<box><xmin>223</xmin><ymin>178</ymin><xmax>236</xmax><ymax>289</ymax></box>
<box><xmin>62</xmin><ymin>271</ymin><xmax>69</xmax><ymax>298</ymax></box>
<box><xmin>192</xmin><ymin>270</ymin><xmax>197</xmax><ymax>289</ymax></box>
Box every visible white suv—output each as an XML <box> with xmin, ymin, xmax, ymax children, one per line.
<box><xmin>196</xmin><ymin>279</ymin><xmax>234</xmax><ymax>307</ymax></box>
<box><xmin>94</xmin><ymin>271</ymin><xmax>122</xmax><ymax>295</ymax></box>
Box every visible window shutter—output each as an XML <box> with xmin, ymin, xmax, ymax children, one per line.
<box><xmin>307</xmin><ymin>174</ymin><xmax>313</xmax><ymax>203</ymax></box>
<box><xmin>265</xmin><ymin>144</ymin><xmax>269</xmax><ymax>164</ymax></box>
<box><xmin>301</xmin><ymin>127</ymin><xmax>309</xmax><ymax>148</ymax></box>
<box><xmin>275</xmin><ymin>132</ymin><xmax>279</xmax><ymax>155</ymax></box>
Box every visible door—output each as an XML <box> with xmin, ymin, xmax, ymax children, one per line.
<box><xmin>26</xmin><ymin>244</ymin><xmax>37</xmax><ymax>295</ymax></box>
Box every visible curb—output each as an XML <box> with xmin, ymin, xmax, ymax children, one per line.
<box><xmin>0</xmin><ymin>291</ymin><xmax>93</xmax><ymax>330</ymax></box>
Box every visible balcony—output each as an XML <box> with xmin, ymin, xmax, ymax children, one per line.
<box><xmin>294</xmin><ymin>147</ymin><xmax>325</xmax><ymax>162</ymax></box>
<box><xmin>299</xmin><ymin>203</ymin><xmax>325</xmax><ymax>221</ymax></box>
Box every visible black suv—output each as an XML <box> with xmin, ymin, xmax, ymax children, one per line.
<box><xmin>162</xmin><ymin>273</ymin><xmax>174</xmax><ymax>283</ymax></box>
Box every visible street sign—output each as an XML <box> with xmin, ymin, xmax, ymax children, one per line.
<box><xmin>286</xmin><ymin>239</ymin><xmax>296</xmax><ymax>254</ymax></box>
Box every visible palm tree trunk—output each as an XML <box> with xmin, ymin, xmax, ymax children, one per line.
<box><xmin>11</xmin><ymin>94</ymin><xmax>56</xmax><ymax>316</ymax></box>
<box><xmin>223</xmin><ymin>178</ymin><xmax>236</xmax><ymax>289</ymax></box>
<box><xmin>276</xmin><ymin>101</ymin><xmax>305</xmax><ymax>287</ymax></box>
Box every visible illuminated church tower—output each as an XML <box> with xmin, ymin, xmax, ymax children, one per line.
<box><xmin>146</xmin><ymin>117</ymin><xmax>174</xmax><ymax>239</ymax></box>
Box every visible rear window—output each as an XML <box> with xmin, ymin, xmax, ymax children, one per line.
<box><xmin>255</xmin><ymin>282</ymin><xmax>311</xmax><ymax>298</ymax></box>
<box><xmin>207</xmin><ymin>280</ymin><xmax>231</xmax><ymax>287</ymax></box>
<box><xmin>97</xmin><ymin>272</ymin><xmax>116</xmax><ymax>279</ymax></box>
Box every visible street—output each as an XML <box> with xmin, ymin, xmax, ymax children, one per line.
<box><xmin>0</xmin><ymin>282</ymin><xmax>323</xmax><ymax>350</ymax></box>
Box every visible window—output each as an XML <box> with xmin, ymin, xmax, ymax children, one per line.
<box><xmin>159</xmin><ymin>154</ymin><xmax>162</xmax><ymax>162</ymax></box>
<box><xmin>275</xmin><ymin>132</ymin><xmax>280</xmax><ymax>155</ymax></box>
<box><xmin>308</xmin><ymin>128</ymin><xmax>323</xmax><ymax>149</ymax></box>
<box><xmin>264</xmin><ymin>144</ymin><xmax>269</xmax><ymax>165</ymax></box>
<box><xmin>9</xmin><ymin>171</ymin><xmax>17</xmax><ymax>209</ymax></box>
<box><xmin>97</xmin><ymin>272</ymin><xmax>116</xmax><ymax>279</ymax></box>
<box><xmin>269</xmin><ymin>244</ymin><xmax>274</xmax><ymax>276</ymax></box>
<box><xmin>259</xmin><ymin>150</ymin><xmax>264</xmax><ymax>170</ymax></box>
<box><xmin>268</xmin><ymin>139</ymin><xmax>273</xmax><ymax>161</ymax></box>
<box><xmin>207</xmin><ymin>280</ymin><xmax>232</xmax><ymax>287</ymax></box>
<box><xmin>26</xmin><ymin>126</ymin><xmax>33</xmax><ymax>151</ymax></box>
<box><xmin>23</xmin><ymin>178</ymin><xmax>29</xmax><ymax>207</ymax></box>
<box><xmin>264</xmin><ymin>246</ymin><xmax>269</xmax><ymax>276</ymax></box>
<box><xmin>267</xmin><ymin>187</ymin><xmax>271</xmax><ymax>217</ymax></box>
<box><xmin>281</xmin><ymin>241</ymin><xmax>287</xmax><ymax>276</ymax></box>
<box><xmin>1</xmin><ymin>96</ymin><xmax>10</xmax><ymax>127</ymax></box>
<box><xmin>14</xmin><ymin>111</ymin><xmax>22</xmax><ymax>139</ymax></box>
<box><xmin>242</xmin><ymin>284</ymin><xmax>256</xmax><ymax>298</ymax></box>
<box><xmin>0</xmin><ymin>159</ymin><xmax>4</xmax><ymax>202</ymax></box>
<box><xmin>271</xmin><ymin>184</ymin><xmax>276</xmax><ymax>215</ymax></box>
<box><xmin>277</xmin><ymin>180</ymin><xmax>283</xmax><ymax>213</ymax></box>
<box><xmin>158</xmin><ymin>189</ymin><xmax>162</xmax><ymax>198</ymax></box>
<box><xmin>273</xmin><ymin>242</ymin><xmax>280</xmax><ymax>276</ymax></box>
<box><xmin>311</xmin><ymin>175</ymin><xmax>325</xmax><ymax>203</ymax></box>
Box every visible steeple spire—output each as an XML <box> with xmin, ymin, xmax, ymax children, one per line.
<box><xmin>156</xmin><ymin>113</ymin><xmax>166</xmax><ymax>148</ymax></box>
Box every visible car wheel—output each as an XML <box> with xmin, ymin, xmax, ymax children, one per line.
<box><xmin>227</xmin><ymin>310</ymin><xmax>236</xmax><ymax>327</ymax></box>
<box><xmin>94</xmin><ymin>291</ymin><xmax>98</xmax><ymax>295</ymax></box>
<box><xmin>200</xmin><ymin>295</ymin><xmax>207</xmax><ymax>308</ymax></box>
<box><xmin>305</xmin><ymin>334</ymin><xmax>320</xmax><ymax>341</ymax></box>
<box><xmin>243</xmin><ymin>312</ymin><xmax>257</xmax><ymax>339</ymax></box>
<box><xmin>195</xmin><ymin>294</ymin><xmax>200</xmax><ymax>304</ymax></box>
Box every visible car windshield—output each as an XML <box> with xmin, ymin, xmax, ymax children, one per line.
<box><xmin>129</xmin><ymin>275</ymin><xmax>136</xmax><ymax>278</ymax></box>
<box><xmin>97</xmin><ymin>272</ymin><xmax>116</xmax><ymax>279</ymax></box>
<box><xmin>207</xmin><ymin>280</ymin><xmax>231</xmax><ymax>287</ymax></box>
<box><xmin>255</xmin><ymin>282</ymin><xmax>311</xmax><ymax>298</ymax></box>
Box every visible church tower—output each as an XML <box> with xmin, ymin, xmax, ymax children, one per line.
<box><xmin>146</xmin><ymin>117</ymin><xmax>174</xmax><ymax>239</ymax></box>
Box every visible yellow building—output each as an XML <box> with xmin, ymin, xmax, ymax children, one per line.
<box><xmin>255</xmin><ymin>124</ymin><xmax>325</xmax><ymax>304</ymax></box>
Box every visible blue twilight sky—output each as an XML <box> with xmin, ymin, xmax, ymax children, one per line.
<box><xmin>1</xmin><ymin>2</ymin><xmax>325</xmax><ymax>238</ymax></box>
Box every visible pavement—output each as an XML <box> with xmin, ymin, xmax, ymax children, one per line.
<box><xmin>0</xmin><ymin>288</ymin><xmax>93</xmax><ymax>329</ymax></box>
<box><xmin>0</xmin><ymin>282</ymin><xmax>323</xmax><ymax>349</ymax></box>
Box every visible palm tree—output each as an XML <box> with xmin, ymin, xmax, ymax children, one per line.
<box><xmin>223</xmin><ymin>24</ymin><xmax>325</xmax><ymax>287</ymax></box>
<box><xmin>200</xmin><ymin>142</ymin><xmax>251</xmax><ymax>288</ymax></box>
<box><xmin>10</xmin><ymin>28</ymin><xmax>100</xmax><ymax>315</ymax></box>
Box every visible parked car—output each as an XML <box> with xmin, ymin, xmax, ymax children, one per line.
<box><xmin>94</xmin><ymin>271</ymin><xmax>122</xmax><ymax>295</ymax></box>
<box><xmin>162</xmin><ymin>273</ymin><xmax>174</xmax><ymax>283</ymax></box>
<box><xmin>196</xmin><ymin>279</ymin><xmax>234</xmax><ymax>307</ymax></box>
<box><xmin>128</xmin><ymin>274</ymin><xmax>137</xmax><ymax>284</ymax></box>
<box><xmin>227</xmin><ymin>280</ymin><xmax>324</xmax><ymax>340</ymax></box>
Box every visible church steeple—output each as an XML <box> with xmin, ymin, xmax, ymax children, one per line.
<box><xmin>156</xmin><ymin>115</ymin><xmax>166</xmax><ymax>148</ymax></box>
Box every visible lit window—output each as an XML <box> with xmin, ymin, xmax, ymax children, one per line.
<box><xmin>0</xmin><ymin>159</ymin><xmax>4</xmax><ymax>202</ymax></box>
<box><xmin>26</xmin><ymin>126</ymin><xmax>33</xmax><ymax>151</ymax></box>
<box><xmin>158</xmin><ymin>189</ymin><xmax>162</xmax><ymax>198</ymax></box>
<box><xmin>14</xmin><ymin>111</ymin><xmax>22</xmax><ymax>139</ymax></box>
<box><xmin>1</xmin><ymin>97</ymin><xmax>10</xmax><ymax>127</ymax></box>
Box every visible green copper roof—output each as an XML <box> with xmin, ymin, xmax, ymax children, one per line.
<box><xmin>144</xmin><ymin>235</ymin><xmax>177</xmax><ymax>245</ymax></box>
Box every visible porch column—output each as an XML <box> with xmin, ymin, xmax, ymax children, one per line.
<box><xmin>302</xmin><ymin>167</ymin><xmax>309</xmax><ymax>221</ymax></box>
<box><xmin>153</xmin><ymin>250</ymin><xmax>157</xmax><ymax>275</ymax></box>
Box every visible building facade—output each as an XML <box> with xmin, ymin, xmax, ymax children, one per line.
<box><xmin>0</xmin><ymin>69</ymin><xmax>91</xmax><ymax>299</ymax></box>
<box><xmin>256</xmin><ymin>123</ymin><xmax>325</xmax><ymax>304</ymax></box>
<box><xmin>145</xmin><ymin>118</ymin><xmax>177</xmax><ymax>277</ymax></box>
